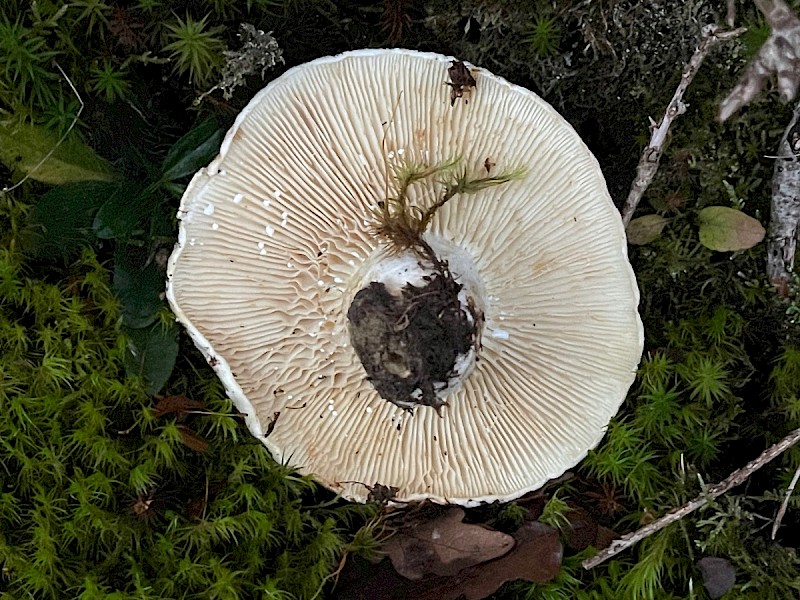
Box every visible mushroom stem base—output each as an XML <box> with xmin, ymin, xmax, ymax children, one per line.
<box><xmin>347</xmin><ymin>268</ymin><xmax>479</xmax><ymax>413</ymax></box>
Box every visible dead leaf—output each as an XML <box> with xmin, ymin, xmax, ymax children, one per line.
<box><xmin>385</xmin><ymin>507</ymin><xmax>514</xmax><ymax>580</ymax></box>
<box><xmin>626</xmin><ymin>214</ymin><xmax>668</xmax><ymax>245</ymax></box>
<box><xmin>697</xmin><ymin>206</ymin><xmax>765</xmax><ymax>251</ymax></box>
<box><xmin>367</xmin><ymin>483</ymin><xmax>400</xmax><ymax>504</ymax></box>
<box><xmin>594</xmin><ymin>526</ymin><xmax>619</xmax><ymax>550</ymax></box>
<box><xmin>153</xmin><ymin>394</ymin><xmax>206</xmax><ymax>419</ymax></box>
<box><xmin>337</xmin><ymin>521</ymin><xmax>563</xmax><ymax>600</ymax></box>
<box><xmin>565</xmin><ymin>508</ymin><xmax>598</xmax><ymax>550</ymax></box>
<box><xmin>455</xmin><ymin>521</ymin><xmax>563</xmax><ymax>600</ymax></box>
<box><xmin>177</xmin><ymin>425</ymin><xmax>209</xmax><ymax>452</ymax></box>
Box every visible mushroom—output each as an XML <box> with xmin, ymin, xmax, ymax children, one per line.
<box><xmin>166</xmin><ymin>49</ymin><xmax>643</xmax><ymax>506</ymax></box>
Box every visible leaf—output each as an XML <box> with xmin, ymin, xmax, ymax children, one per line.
<box><xmin>0</xmin><ymin>122</ymin><xmax>116</xmax><ymax>184</ymax></box>
<box><xmin>177</xmin><ymin>425</ymin><xmax>210</xmax><ymax>452</ymax></box>
<box><xmin>25</xmin><ymin>182</ymin><xmax>118</xmax><ymax>258</ymax></box>
<box><xmin>124</xmin><ymin>323</ymin><xmax>179</xmax><ymax>394</ymax></box>
<box><xmin>114</xmin><ymin>245</ymin><xmax>166</xmax><ymax>329</ymax></box>
<box><xmin>564</xmin><ymin>508</ymin><xmax>598</xmax><ymax>551</ymax></box>
<box><xmin>697</xmin><ymin>207</ymin><xmax>765</xmax><ymax>251</ymax></box>
<box><xmin>385</xmin><ymin>508</ymin><xmax>514</xmax><ymax>580</ymax></box>
<box><xmin>93</xmin><ymin>185</ymin><xmax>152</xmax><ymax>239</ymax></box>
<box><xmin>454</xmin><ymin>521</ymin><xmax>563</xmax><ymax>600</ymax></box>
<box><xmin>161</xmin><ymin>117</ymin><xmax>223</xmax><ymax>181</ymax></box>
<box><xmin>152</xmin><ymin>395</ymin><xmax>206</xmax><ymax>419</ymax></box>
<box><xmin>626</xmin><ymin>214</ymin><xmax>667</xmax><ymax>245</ymax></box>
<box><xmin>697</xmin><ymin>556</ymin><xmax>736</xmax><ymax>599</ymax></box>
<box><xmin>338</xmin><ymin>521</ymin><xmax>562</xmax><ymax>600</ymax></box>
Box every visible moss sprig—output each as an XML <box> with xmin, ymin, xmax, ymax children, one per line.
<box><xmin>372</xmin><ymin>156</ymin><xmax>525</xmax><ymax>264</ymax></box>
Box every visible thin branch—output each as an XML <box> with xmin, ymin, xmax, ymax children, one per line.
<box><xmin>620</xmin><ymin>25</ymin><xmax>746</xmax><ymax>227</ymax></box>
<box><xmin>719</xmin><ymin>0</ymin><xmax>800</xmax><ymax>122</ymax></box>
<box><xmin>771</xmin><ymin>461</ymin><xmax>800</xmax><ymax>539</ymax></box>
<box><xmin>583</xmin><ymin>426</ymin><xmax>800</xmax><ymax>570</ymax></box>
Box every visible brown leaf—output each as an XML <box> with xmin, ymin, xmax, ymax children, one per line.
<box><xmin>338</xmin><ymin>521</ymin><xmax>563</xmax><ymax>600</ymax></box>
<box><xmin>177</xmin><ymin>425</ymin><xmax>209</xmax><ymax>452</ymax></box>
<box><xmin>186</xmin><ymin>481</ymin><xmax>226</xmax><ymax>520</ymax></box>
<box><xmin>152</xmin><ymin>395</ymin><xmax>206</xmax><ymax>419</ymax></box>
<box><xmin>186</xmin><ymin>495</ymin><xmax>206</xmax><ymax>520</ymax></box>
<box><xmin>565</xmin><ymin>508</ymin><xmax>598</xmax><ymax>551</ymax></box>
<box><xmin>594</xmin><ymin>526</ymin><xmax>620</xmax><ymax>550</ymax></box>
<box><xmin>457</xmin><ymin>521</ymin><xmax>563</xmax><ymax>600</ymax></box>
<box><xmin>385</xmin><ymin>507</ymin><xmax>514</xmax><ymax>580</ymax></box>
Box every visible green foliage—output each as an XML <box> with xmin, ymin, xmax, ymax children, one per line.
<box><xmin>524</xmin><ymin>13</ymin><xmax>560</xmax><ymax>58</ymax></box>
<box><xmin>71</xmin><ymin>0</ymin><xmax>113</xmax><ymax>39</ymax></box>
<box><xmin>0</xmin><ymin>14</ymin><xmax>59</xmax><ymax>111</ymax></box>
<box><xmin>89</xmin><ymin>60</ymin><xmax>131</xmax><ymax>104</ymax></box>
<box><xmin>374</xmin><ymin>156</ymin><xmax>525</xmax><ymax>257</ymax></box>
<box><xmin>695</xmin><ymin>497</ymin><xmax>800</xmax><ymax>598</ymax></box>
<box><xmin>539</xmin><ymin>490</ymin><xmax>571</xmax><ymax>533</ymax></box>
<box><xmin>1</xmin><ymin>0</ymin><xmax>800</xmax><ymax>595</ymax></box>
<box><xmin>163</xmin><ymin>14</ymin><xmax>225</xmax><ymax>88</ymax></box>
<box><xmin>740</xmin><ymin>12</ymin><xmax>771</xmax><ymax>58</ymax></box>
<box><xmin>0</xmin><ymin>121</ymin><xmax>116</xmax><ymax>185</ymax></box>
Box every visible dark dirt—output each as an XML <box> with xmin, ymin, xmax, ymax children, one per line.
<box><xmin>347</xmin><ymin>270</ymin><xmax>479</xmax><ymax>413</ymax></box>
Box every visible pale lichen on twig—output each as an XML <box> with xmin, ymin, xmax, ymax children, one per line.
<box><xmin>583</xmin><ymin>426</ymin><xmax>800</xmax><ymax>569</ymax></box>
<box><xmin>620</xmin><ymin>25</ymin><xmax>746</xmax><ymax>228</ymax></box>
<box><xmin>196</xmin><ymin>24</ymin><xmax>284</xmax><ymax>105</ymax></box>
<box><xmin>766</xmin><ymin>100</ymin><xmax>800</xmax><ymax>296</ymax></box>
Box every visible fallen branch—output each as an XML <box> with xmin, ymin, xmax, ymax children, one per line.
<box><xmin>771</xmin><ymin>461</ymin><xmax>800</xmax><ymax>539</ymax></box>
<box><xmin>621</xmin><ymin>25</ymin><xmax>745</xmax><ymax>228</ymax></box>
<box><xmin>766</xmin><ymin>100</ymin><xmax>800</xmax><ymax>296</ymax></box>
<box><xmin>719</xmin><ymin>0</ymin><xmax>800</xmax><ymax>123</ymax></box>
<box><xmin>583</xmin><ymin>426</ymin><xmax>800</xmax><ymax>570</ymax></box>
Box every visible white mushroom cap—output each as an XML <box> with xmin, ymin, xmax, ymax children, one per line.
<box><xmin>166</xmin><ymin>49</ymin><xmax>644</xmax><ymax>506</ymax></box>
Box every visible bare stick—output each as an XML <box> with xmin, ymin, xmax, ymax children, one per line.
<box><xmin>719</xmin><ymin>0</ymin><xmax>800</xmax><ymax>123</ymax></box>
<box><xmin>771</xmin><ymin>461</ymin><xmax>800</xmax><ymax>539</ymax></box>
<box><xmin>766</xmin><ymin>100</ymin><xmax>800</xmax><ymax>296</ymax></box>
<box><xmin>620</xmin><ymin>25</ymin><xmax>746</xmax><ymax>228</ymax></box>
<box><xmin>583</xmin><ymin>426</ymin><xmax>800</xmax><ymax>570</ymax></box>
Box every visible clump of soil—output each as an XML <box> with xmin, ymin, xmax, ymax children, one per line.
<box><xmin>347</xmin><ymin>268</ymin><xmax>480</xmax><ymax>413</ymax></box>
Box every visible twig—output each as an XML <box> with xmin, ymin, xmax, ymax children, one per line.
<box><xmin>766</xmin><ymin>99</ymin><xmax>800</xmax><ymax>296</ymax></box>
<box><xmin>583</xmin><ymin>426</ymin><xmax>800</xmax><ymax>570</ymax></box>
<box><xmin>771</xmin><ymin>461</ymin><xmax>800</xmax><ymax>539</ymax></box>
<box><xmin>719</xmin><ymin>0</ymin><xmax>800</xmax><ymax>122</ymax></box>
<box><xmin>620</xmin><ymin>25</ymin><xmax>746</xmax><ymax>228</ymax></box>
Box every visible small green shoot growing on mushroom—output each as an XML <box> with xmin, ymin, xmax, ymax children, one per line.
<box><xmin>372</xmin><ymin>156</ymin><xmax>526</xmax><ymax>263</ymax></box>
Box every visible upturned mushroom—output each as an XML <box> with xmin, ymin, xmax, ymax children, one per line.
<box><xmin>166</xmin><ymin>49</ymin><xmax>644</xmax><ymax>505</ymax></box>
